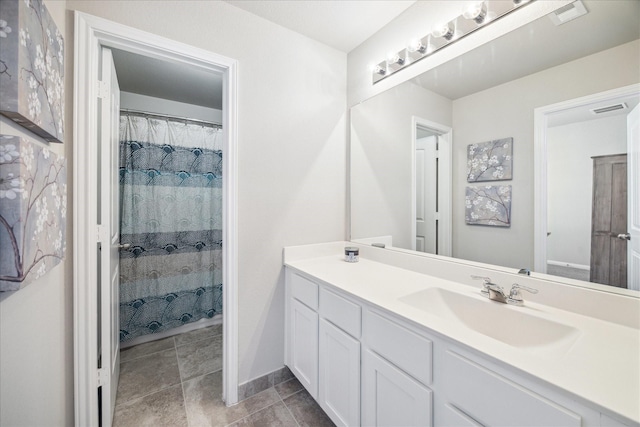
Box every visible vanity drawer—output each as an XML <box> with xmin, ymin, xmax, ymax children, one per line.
<box><xmin>443</xmin><ymin>350</ymin><xmax>581</xmax><ymax>427</ymax></box>
<box><xmin>364</xmin><ymin>310</ymin><xmax>432</xmax><ymax>385</ymax></box>
<box><xmin>290</xmin><ymin>271</ymin><xmax>318</xmax><ymax>310</ymax></box>
<box><xmin>319</xmin><ymin>288</ymin><xmax>361</xmax><ymax>338</ymax></box>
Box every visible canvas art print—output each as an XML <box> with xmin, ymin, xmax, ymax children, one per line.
<box><xmin>0</xmin><ymin>0</ymin><xmax>65</xmax><ymax>143</ymax></box>
<box><xmin>467</xmin><ymin>137</ymin><xmax>512</xmax><ymax>182</ymax></box>
<box><xmin>0</xmin><ymin>135</ymin><xmax>66</xmax><ymax>291</ymax></box>
<box><xmin>465</xmin><ymin>185</ymin><xmax>512</xmax><ymax>227</ymax></box>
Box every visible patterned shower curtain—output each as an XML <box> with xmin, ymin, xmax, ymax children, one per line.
<box><xmin>118</xmin><ymin>113</ymin><xmax>223</xmax><ymax>343</ymax></box>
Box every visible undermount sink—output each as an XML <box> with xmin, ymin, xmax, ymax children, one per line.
<box><xmin>398</xmin><ymin>287</ymin><xmax>581</xmax><ymax>352</ymax></box>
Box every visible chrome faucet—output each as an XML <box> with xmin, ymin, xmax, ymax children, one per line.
<box><xmin>471</xmin><ymin>275</ymin><xmax>507</xmax><ymax>302</ymax></box>
<box><xmin>507</xmin><ymin>283</ymin><xmax>538</xmax><ymax>306</ymax></box>
<box><xmin>471</xmin><ymin>276</ymin><xmax>538</xmax><ymax>306</ymax></box>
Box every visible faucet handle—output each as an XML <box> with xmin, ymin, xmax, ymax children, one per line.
<box><xmin>507</xmin><ymin>283</ymin><xmax>538</xmax><ymax>306</ymax></box>
<box><xmin>471</xmin><ymin>275</ymin><xmax>492</xmax><ymax>297</ymax></box>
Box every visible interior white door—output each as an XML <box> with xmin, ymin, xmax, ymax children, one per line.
<box><xmin>99</xmin><ymin>46</ymin><xmax>121</xmax><ymax>426</ymax></box>
<box><xmin>628</xmin><ymin>103</ymin><xmax>640</xmax><ymax>290</ymax></box>
<box><xmin>415</xmin><ymin>136</ymin><xmax>438</xmax><ymax>254</ymax></box>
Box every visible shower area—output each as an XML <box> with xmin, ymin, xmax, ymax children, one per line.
<box><xmin>118</xmin><ymin>110</ymin><xmax>223</xmax><ymax>347</ymax></box>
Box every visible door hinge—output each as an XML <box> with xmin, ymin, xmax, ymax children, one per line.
<box><xmin>97</xmin><ymin>368</ymin><xmax>107</xmax><ymax>387</ymax></box>
<box><xmin>97</xmin><ymin>80</ymin><xmax>109</xmax><ymax>100</ymax></box>
<box><xmin>96</xmin><ymin>225</ymin><xmax>107</xmax><ymax>243</ymax></box>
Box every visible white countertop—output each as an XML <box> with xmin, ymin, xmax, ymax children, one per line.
<box><xmin>285</xmin><ymin>249</ymin><xmax>640</xmax><ymax>426</ymax></box>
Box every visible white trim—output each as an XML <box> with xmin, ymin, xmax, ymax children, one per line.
<box><xmin>73</xmin><ymin>12</ymin><xmax>239</xmax><ymax>426</ymax></box>
<box><xmin>546</xmin><ymin>260</ymin><xmax>590</xmax><ymax>271</ymax></box>
<box><xmin>533</xmin><ymin>83</ymin><xmax>640</xmax><ymax>274</ymax></box>
<box><xmin>410</xmin><ymin>117</ymin><xmax>453</xmax><ymax>257</ymax></box>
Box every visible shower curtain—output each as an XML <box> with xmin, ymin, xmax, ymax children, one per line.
<box><xmin>118</xmin><ymin>112</ymin><xmax>223</xmax><ymax>343</ymax></box>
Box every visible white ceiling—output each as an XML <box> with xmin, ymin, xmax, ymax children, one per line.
<box><xmin>411</xmin><ymin>0</ymin><xmax>640</xmax><ymax>101</ymax></box>
<box><xmin>222</xmin><ymin>0</ymin><xmax>417</xmax><ymax>53</ymax></box>
<box><xmin>111</xmin><ymin>49</ymin><xmax>224</xmax><ymax>110</ymax></box>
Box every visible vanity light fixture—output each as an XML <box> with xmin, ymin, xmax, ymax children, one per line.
<box><xmin>462</xmin><ymin>1</ymin><xmax>488</xmax><ymax>24</ymax></box>
<box><xmin>431</xmin><ymin>22</ymin><xmax>455</xmax><ymax>41</ymax></box>
<box><xmin>371</xmin><ymin>0</ymin><xmax>534</xmax><ymax>84</ymax></box>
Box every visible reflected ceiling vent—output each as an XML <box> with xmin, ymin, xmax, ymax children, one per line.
<box><xmin>590</xmin><ymin>103</ymin><xmax>628</xmax><ymax>115</ymax></box>
<box><xmin>549</xmin><ymin>0</ymin><xmax>588</xmax><ymax>26</ymax></box>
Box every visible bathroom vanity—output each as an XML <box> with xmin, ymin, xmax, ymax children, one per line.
<box><xmin>283</xmin><ymin>242</ymin><xmax>640</xmax><ymax>427</ymax></box>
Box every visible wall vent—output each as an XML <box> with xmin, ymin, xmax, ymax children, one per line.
<box><xmin>549</xmin><ymin>1</ymin><xmax>588</xmax><ymax>26</ymax></box>
<box><xmin>590</xmin><ymin>103</ymin><xmax>628</xmax><ymax>115</ymax></box>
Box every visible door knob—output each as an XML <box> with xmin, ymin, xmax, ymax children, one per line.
<box><xmin>119</xmin><ymin>243</ymin><xmax>131</xmax><ymax>250</ymax></box>
<box><xmin>617</xmin><ymin>233</ymin><xmax>631</xmax><ymax>241</ymax></box>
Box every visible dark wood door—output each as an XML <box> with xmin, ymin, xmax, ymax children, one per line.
<box><xmin>590</xmin><ymin>154</ymin><xmax>627</xmax><ymax>287</ymax></box>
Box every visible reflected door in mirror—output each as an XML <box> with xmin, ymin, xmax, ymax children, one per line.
<box><xmin>590</xmin><ymin>154</ymin><xmax>627</xmax><ymax>287</ymax></box>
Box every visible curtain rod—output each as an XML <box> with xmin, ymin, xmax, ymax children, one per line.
<box><xmin>120</xmin><ymin>108</ymin><xmax>222</xmax><ymax>129</ymax></box>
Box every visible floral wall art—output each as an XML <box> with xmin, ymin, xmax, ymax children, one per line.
<box><xmin>0</xmin><ymin>135</ymin><xmax>66</xmax><ymax>291</ymax></box>
<box><xmin>467</xmin><ymin>137</ymin><xmax>512</xmax><ymax>182</ymax></box>
<box><xmin>465</xmin><ymin>185</ymin><xmax>512</xmax><ymax>227</ymax></box>
<box><xmin>0</xmin><ymin>0</ymin><xmax>65</xmax><ymax>143</ymax></box>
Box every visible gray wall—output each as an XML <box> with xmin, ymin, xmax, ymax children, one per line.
<box><xmin>1</xmin><ymin>1</ymin><xmax>348</xmax><ymax>424</ymax></box>
<box><xmin>351</xmin><ymin>81</ymin><xmax>452</xmax><ymax>249</ymax></box>
<box><xmin>0</xmin><ymin>1</ymin><xmax>74</xmax><ymax>425</ymax></box>
<box><xmin>451</xmin><ymin>40</ymin><xmax>639</xmax><ymax>269</ymax></box>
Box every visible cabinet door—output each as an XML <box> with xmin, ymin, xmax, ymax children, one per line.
<box><xmin>319</xmin><ymin>319</ymin><xmax>360</xmax><ymax>427</ymax></box>
<box><xmin>290</xmin><ymin>299</ymin><xmax>319</xmax><ymax>398</ymax></box>
<box><xmin>362</xmin><ymin>349</ymin><xmax>432</xmax><ymax>427</ymax></box>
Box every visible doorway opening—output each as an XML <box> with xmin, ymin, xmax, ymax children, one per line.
<box><xmin>73</xmin><ymin>12</ymin><xmax>238</xmax><ymax>427</ymax></box>
<box><xmin>534</xmin><ymin>84</ymin><xmax>640</xmax><ymax>290</ymax></box>
<box><xmin>411</xmin><ymin>117</ymin><xmax>452</xmax><ymax>256</ymax></box>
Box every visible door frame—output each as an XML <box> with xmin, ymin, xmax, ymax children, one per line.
<box><xmin>410</xmin><ymin>117</ymin><xmax>452</xmax><ymax>256</ymax></box>
<box><xmin>73</xmin><ymin>11</ymin><xmax>239</xmax><ymax>426</ymax></box>
<box><xmin>533</xmin><ymin>83</ymin><xmax>640</xmax><ymax>274</ymax></box>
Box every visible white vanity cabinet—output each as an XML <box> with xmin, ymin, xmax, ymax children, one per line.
<box><xmin>285</xmin><ymin>269</ymin><xmax>362</xmax><ymax>426</ymax></box>
<box><xmin>284</xmin><ymin>265</ymin><xmax>635</xmax><ymax>427</ymax></box>
<box><xmin>287</xmin><ymin>270</ymin><xmax>319</xmax><ymax>398</ymax></box>
<box><xmin>440</xmin><ymin>349</ymin><xmax>583</xmax><ymax>427</ymax></box>
<box><xmin>362</xmin><ymin>309</ymin><xmax>434</xmax><ymax>426</ymax></box>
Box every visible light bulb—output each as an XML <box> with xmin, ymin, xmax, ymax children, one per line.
<box><xmin>408</xmin><ymin>38</ymin><xmax>427</xmax><ymax>54</ymax></box>
<box><xmin>386</xmin><ymin>51</ymin><xmax>404</xmax><ymax>66</ymax></box>
<box><xmin>431</xmin><ymin>22</ymin><xmax>454</xmax><ymax>40</ymax></box>
<box><xmin>373</xmin><ymin>64</ymin><xmax>386</xmax><ymax>75</ymax></box>
<box><xmin>463</xmin><ymin>1</ymin><xmax>487</xmax><ymax>24</ymax></box>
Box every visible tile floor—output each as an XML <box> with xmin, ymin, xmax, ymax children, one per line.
<box><xmin>114</xmin><ymin>324</ymin><xmax>335</xmax><ymax>427</ymax></box>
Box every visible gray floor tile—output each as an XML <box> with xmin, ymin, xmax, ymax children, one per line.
<box><xmin>183</xmin><ymin>370</ymin><xmax>280</xmax><ymax>427</ymax></box>
<box><xmin>274</xmin><ymin>378</ymin><xmax>304</xmax><ymax>399</ymax></box>
<box><xmin>116</xmin><ymin>348</ymin><xmax>181</xmax><ymax>405</ymax></box>
<box><xmin>113</xmin><ymin>384</ymin><xmax>187</xmax><ymax>427</ymax></box>
<box><xmin>176</xmin><ymin>333</ymin><xmax>223</xmax><ymax>381</ymax></box>
<box><xmin>238</xmin><ymin>372</ymin><xmax>272</xmax><ymax>401</ymax></box>
<box><xmin>120</xmin><ymin>337</ymin><xmax>175</xmax><ymax>363</ymax></box>
<box><xmin>273</xmin><ymin>366</ymin><xmax>295</xmax><ymax>385</ymax></box>
<box><xmin>229</xmin><ymin>401</ymin><xmax>298</xmax><ymax>427</ymax></box>
<box><xmin>283</xmin><ymin>389</ymin><xmax>335</xmax><ymax>427</ymax></box>
<box><xmin>174</xmin><ymin>324</ymin><xmax>222</xmax><ymax>347</ymax></box>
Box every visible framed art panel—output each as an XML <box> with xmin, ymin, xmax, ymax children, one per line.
<box><xmin>0</xmin><ymin>0</ymin><xmax>65</xmax><ymax>143</ymax></box>
<box><xmin>0</xmin><ymin>134</ymin><xmax>66</xmax><ymax>291</ymax></box>
<box><xmin>465</xmin><ymin>185</ymin><xmax>512</xmax><ymax>227</ymax></box>
<box><xmin>467</xmin><ymin>137</ymin><xmax>512</xmax><ymax>182</ymax></box>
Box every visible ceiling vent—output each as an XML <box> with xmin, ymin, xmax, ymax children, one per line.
<box><xmin>549</xmin><ymin>1</ymin><xmax>588</xmax><ymax>26</ymax></box>
<box><xmin>590</xmin><ymin>103</ymin><xmax>628</xmax><ymax>115</ymax></box>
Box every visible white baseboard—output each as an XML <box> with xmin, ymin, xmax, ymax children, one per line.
<box><xmin>546</xmin><ymin>260</ymin><xmax>590</xmax><ymax>271</ymax></box>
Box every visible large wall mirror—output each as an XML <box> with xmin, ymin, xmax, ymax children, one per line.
<box><xmin>350</xmin><ymin>0</ymin><xmax>640</xmax><ymax>294</ymax></box>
